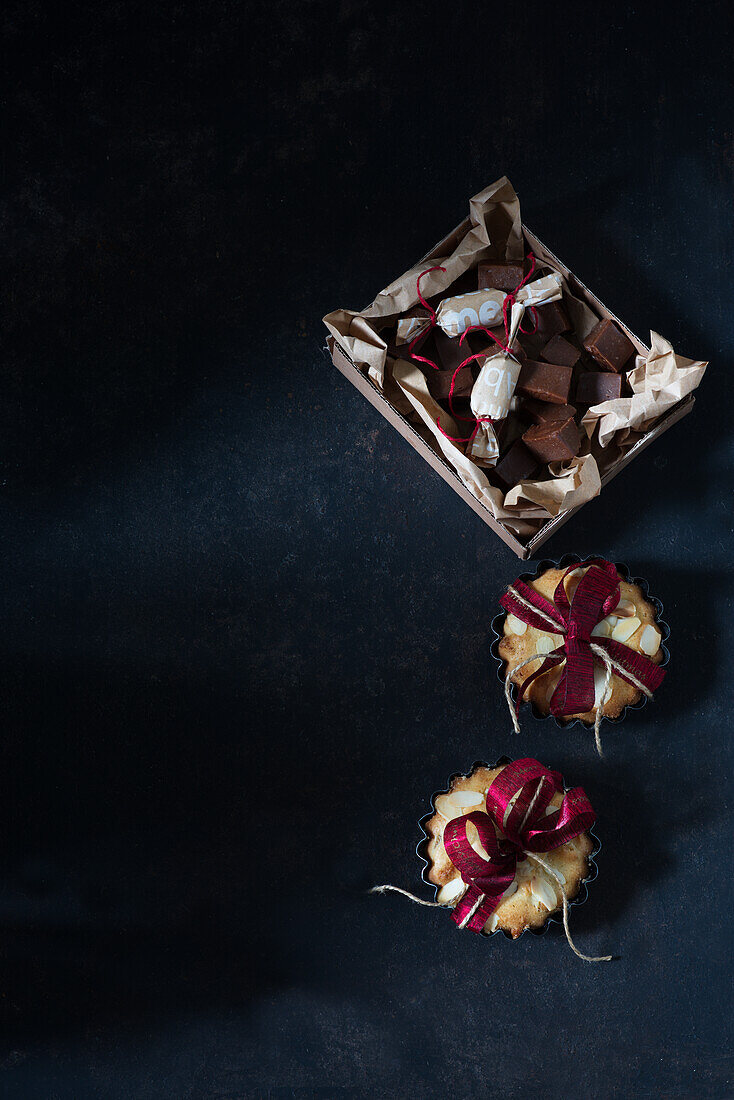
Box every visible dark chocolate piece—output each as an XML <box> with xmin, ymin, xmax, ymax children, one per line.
<box><xmin>522</xmin><ymin>416</ymin><xmax>580</xmax><ymax>463</ymax></box>
<box><xmin>433</xmin><ymin>328</ymin><xmax>466</xmax><ymax>373</ymax></box>
<box><xmin>430</xmin><ymin>328</ymin><xmax>489</xmax><ymax>373</ymax></box>
<box><xmin>444</xmin><ymin>268</ymin><xmax>478</xmax><ymax>297</ymax></box>
<box><xmin>496</xmin><ymin>412</ymin><xmax>526</xmax><ymax>451</ymax></box>
<box><xmin>533</xmin><ymin>299</ymin><xmax>571</xmax><ymax>340</ymax></box>
<box><xmin>523</xmin><ymin>399</ymin><xmax>577</xmax><ymax>424</ymax></box>
<box><xmin>583</xmin><ymin>319</ymin><xmax>635</xmax><ymax>373</ymax></box>
<box><xmin>478</xmin><ymin>261</ymin><xmax>525</xmax><ymax>292</ymax></box>
<box><xmin>491</xmin><ymin>438</ymin><xmax>539</xmax><ymax>490</ymax></box>
<box><xmin>511</xmin><ymin>340</ymin><xmax>528</xmax><ymax>364</ymax></box>
<box><xmin>427</xmin><ymin>366</ymin><xmax>474</xmax><ymax>401</ymax></box>
<box><xmin>575</xmin><ymin>371</ymin><xmax>624</xmax><ymax>405</ymax></box>
<box><xmin>516</xmin><ymin>360</ymin><xmax>573</xmax><ymax>405</ymax></box>
<box><xmin>540</xmin><ymin>334</ymin><xmax>581</xmax><ymax>368</ymax></box>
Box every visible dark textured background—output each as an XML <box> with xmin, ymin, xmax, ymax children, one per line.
<box><xmin>1</xmin><ymin>2</ymin><xmax>733</xmax><ymax>1097</ymax></box>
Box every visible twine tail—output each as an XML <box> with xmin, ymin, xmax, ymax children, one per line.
<box><xmin>457</xmin><ymin>891</ymin><xmax>486</xmax><ymax>930</ymax></box>
<box><xmin>505</xmin><ymin>666</ymin><xmax>521</xmax><ymax>734</ymax></box>
<box><xmin>560</xmin><ymin>891</ymin><xmax>612</xmax><ymax>964</ymax></box>
<box><xmin>593</xmin><ymin>650</ymin><xmax>613</xmax><ymax>758</ymax></box>
<box><xmin>593</xmin><ymin>716</ymin><xmax>604</xmax><ymax>758</ymax></box>
<box><xmin>368</xmin><ymin>884</ymin><xmax>448</xmax><ymax>909</ymax></box>
<box><xmin>504</xmin><ymin>652</ymin><xmax>547</xmax><ymax>734</ymax></box>
<box><xmin>528</xmin><ymin>854</ymin><xmax>613</xmax><ymax>964</ymax></box>
<box><xmin>589</xmin><ymin>641</ymin><xmax>656</xmax><ymax>759</ymax></box>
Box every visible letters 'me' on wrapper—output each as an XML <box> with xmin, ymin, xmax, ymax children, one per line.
<box><xmin>437</xmin><ymin>273</ymin><xmax>563</xmax><ymax>338</ymax></box>
<box><xmin>437</xmin><ymin>288</ymin><xmax>505</xmax><ymax>337</ymax></box>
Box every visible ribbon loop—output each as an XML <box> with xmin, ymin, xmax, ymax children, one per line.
<box><xmin>443</xmin><ymin>811</ymin><xmax>516</xmax><ymax>932</ymax></box>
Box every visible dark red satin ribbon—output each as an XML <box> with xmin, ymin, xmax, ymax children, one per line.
<box><xmin>443</xmin><ymin>758</ymin><xmax>595</xmax><ymax>933</ymax></box>
<box><xmin>499</xmin><ymin>559</ymin><xmax>666</xmax><ymax>719</ymax></box>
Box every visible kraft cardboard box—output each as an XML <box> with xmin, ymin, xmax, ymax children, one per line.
<box><xmin>324</xmin><ymin>203</ymin><xmax>698</xmax><ymax>559</ymax></box>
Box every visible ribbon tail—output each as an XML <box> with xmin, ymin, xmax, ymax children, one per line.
<box><xmin>595</xmin><ymin>637</ymin><xmax>666</xmax><ymax>693</ymax></box>
<box><xmin>451</xmin><ymin>884</ymin><xmax>503</xmax><ymax>933</ymax></box>
<box><xmin>514</xmin><ymin>652</ymin><xmax>565</xmax><ymax>716</ymax></box>
<box><xmin>549</xmin><ymin>640</ymin><xmax>595</xmax><ymax>718</ymax></box>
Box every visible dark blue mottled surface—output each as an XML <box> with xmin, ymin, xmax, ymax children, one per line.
<box><xmin>1</xmin><ymin>2</ymin><xmax>732</xmax><ymax>1097</ymax></box>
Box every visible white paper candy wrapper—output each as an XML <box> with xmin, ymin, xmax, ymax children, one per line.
<box><xmin>436</xmin><ymin>272</ymin><xmax>562</xmax><ymax>339</ymax></box>
<box><xmin>471</xmin><ymin>302</ymin><xmax>526</xmax><ymax>421</ymax></box>
<box><xmin>395</xmin><ymin>313</ymin><xmax>431</xmax><ymax>345</ymax></box>
<box><xmin>469</xmin><ymin>422</ymin><xmax>500</xmax><ymax>466</ymax></box>
<box><xmin>467</xmin><ymin>284</ymin><xmax>563</xmax><ymax>467</ymax></box>
<box><xmin>466</xmin><ymin>301</ymin><xmax>522</xmax><ymax>466</ymax></box>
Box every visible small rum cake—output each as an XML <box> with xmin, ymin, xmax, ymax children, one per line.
<box><xmin>424</xmin><ymin>763</ymin><xmax>594</xmax><ymax>938</ymax></box>
<box><xmin>499</xmin><ymin>563</ymin><xmax>664</xmax><ymax>723</ymax></box>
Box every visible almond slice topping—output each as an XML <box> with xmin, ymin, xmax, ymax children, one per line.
<box><xmin>611</xmin><ymin>616</ymin><xmax>641</xmax><ymax>643</ymax></box>
<box><xmin>506</xmin><ymin>613</ymin><xmax>527</xmax><ymax>636</ymax></box>
<box><xmin>594</xmin><ymin>663</ymin><xmax>614</xmax><ymax>706</ymax></box>
<box><xmin>564</xmin><ymin>568</ymin><xmax>585</xmax><ymax>602</ymax></box>
<box><xmin>437</xmin><ymin>876</ymin><xmax>466</xmax><ymax>905</ymax></box>
<box><xmin>466</xmin><ymin>819</ymin><xmax>491</xmax><ymax>861</ymax></box>
<box><xmin>530</xmin><ymin>874</ymin><xmax>558</xmax><ymax>912</ymax></box>
<box><xmin>639</xmin><ymin>624</ymin><xmax>661</xmax><ymax>656</ymax></box>
<box><xmin>434</xmin><ymin>789</ymin><xmax>484</xmax><ymax>821</ymax></box>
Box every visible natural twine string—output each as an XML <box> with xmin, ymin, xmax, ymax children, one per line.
<box><xmin>369</xmin><ymin>776</ymin><xmax>612</xmax><ymax>963</ymax></box>
<box><xmin>369</xmin><ymin>857</ymin><xmax>610</xmax><ymax>962</ymax></box>
<box><xmin>525</xmin><ymin>852</ymin><xmax>612</xmax><ymax>963</ymax></box>
<box><xmin>503</xmin><ymin>584</ymin><xmax>653</xmax><ymax>757</ymax></box>
<box><xmin>368</xmin><ymin>884</ymin><xmax>447</xmax><ymax>909</ymax></box>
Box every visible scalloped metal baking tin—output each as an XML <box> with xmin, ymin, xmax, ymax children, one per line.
<box><xmin>415</xmin><ymin>756</ymin><xmax>601</xmax><ymax>942</ymax></box>
<box><xmin>489</xmin><ymin>554</ymin><xmax>670</xmax><ymax>731</ymax></box>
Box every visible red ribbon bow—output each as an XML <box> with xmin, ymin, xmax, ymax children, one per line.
<box><xmin>499</xmin><ymin>559</ymin><xmax>666</xmax><ymax>719</ymax></box>
<box><xmin>443</xmin><ymin>758</ymin><xmax>594</xmax><ymax>933</ymax></box>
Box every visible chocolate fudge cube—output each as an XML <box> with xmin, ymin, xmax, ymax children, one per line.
<box><xmin>491</xmin><ymin>438</ymin><xmax>539</xmax><ymax>490</ymax></box>
<box><xmin>522</xmin><ymin>416</ymin><xmax>580</xmax><ymax>463</ymax></box>
<box><xmin>583</xmin><ymin>319</ymin><xmax>635</xmax><ymax>373</ymax></box>
<box><xmin>427</xmin><ymin>366</ymin><xmax>474</xmax><ymax>401</ymax></box>
<box><xmin>522</xmin><ymin>399</ymin><xmax>577</xmax><ymax>424</ymax></box>
<box><xmin>540</xmin><ymin>334</ymin><xmax>581</xmax><ymax>368</ymax></box>
<box><xmin>575</xmin><ymin>371</ymin><xmax>624</xmax><ymax>405</ymax></box>
<box><xmin>478</xmin><ymin>261</ymin><xmax>525</xmax><ymax>292</ymax></box>
<box><xmin>532</xmin><ymin>299</ymin><xmax>571</xmax><ymax>340</ymax></box>
<box><xmin>515</xmin><ymin>360</ymin><xmax>573</xmax><ymax>405</ymax></box>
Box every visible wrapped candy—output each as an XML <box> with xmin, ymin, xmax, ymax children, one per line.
<box><xmin>437</xmin><ymin>272</ymin><xmax>562</xmax><ymax>338</ymax></box>
<box><xmin>400</xmin><ymin>261</ymin><xmax>565</xmax><ymax>470</ymax></box>
<box><xmin>463</xmin><ymin>274</ymin><xmax>563</xmax><ymax>466</ymax></box>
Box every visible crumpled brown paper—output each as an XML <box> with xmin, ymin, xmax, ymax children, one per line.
<box><xmin>582</xmin><ymin>331</ymin><xmax>707</xmax><ymax>448</ymax></box>
<box><xmin>323</xmin><ymin>177</ymin><xmax>707</xmax><ymax>529</ymax></box>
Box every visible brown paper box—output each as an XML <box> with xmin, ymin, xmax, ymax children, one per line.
<box><xmin>325</xmin><ymin>218</ymin><xmax>696</xmax><ymax>559</ymax></box>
